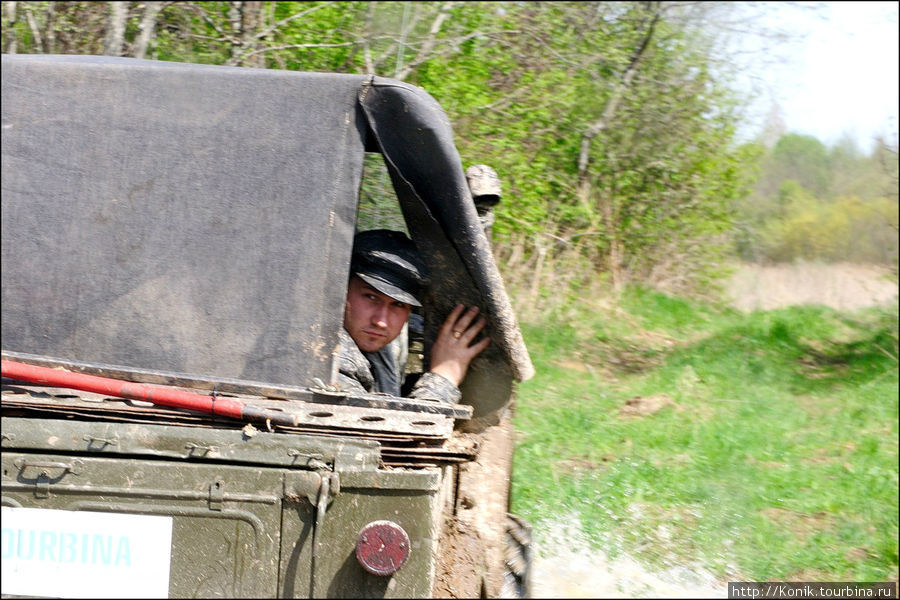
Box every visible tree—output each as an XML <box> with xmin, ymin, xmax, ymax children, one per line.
<box><xmin>770</xmin><ymin>133</ymin><xmax>830</xmax><ymax>198</ymax></box>
<box><xmin>102</xmin><ymin>0</ymin><xmax>127</xmax><ymax>56</ymax></box>
<box><xmin>133</xmin><ymin>1</ymin><xmax>162</xmax><ymax>59</ymax></box>
<box><xmin>1</xmin><ymin>1</ymin><xmax>773</xmax><ymax>294</ymax></box>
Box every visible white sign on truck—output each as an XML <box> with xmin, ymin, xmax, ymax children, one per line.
<box><xmin>1</xmin><ymin>507</ymin><xmax>173</xmax><ymax>598</ymax></box>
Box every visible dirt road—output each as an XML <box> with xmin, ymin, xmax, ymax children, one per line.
<box><xmin>726</xmin><ymin>262</ymin><xmax>897</xmax><ymax>312</ymax></box>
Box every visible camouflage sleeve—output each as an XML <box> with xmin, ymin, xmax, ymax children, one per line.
<box><xmin>408</xmin><ymin>371</ymin><xmax>462</xmax><ymax>404</ymax></box>
<box><xmin>338</xmin><ymin>328</ymin><xmax>460</xmax><ymax>403</ymax></box>
<box><xmin>336</xmin><ymin>368</ymin><xmax>372</xmax><ymax>394</ymax></box>
<box><xmin>337</xmin><ymin>329</ymin><xmax>375</xmax><ymax>393</ymax></box>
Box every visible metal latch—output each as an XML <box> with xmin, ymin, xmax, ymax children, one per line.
<box><xmin>284</xmin><ymin>470</ymin><xmax>341</xmax><ymax>598</ymax></box>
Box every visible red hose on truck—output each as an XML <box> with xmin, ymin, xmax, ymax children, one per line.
<box><xmin>1</xmin><ymin>359</ymin><xmax>298</xmax><ymax>427</ymax></box>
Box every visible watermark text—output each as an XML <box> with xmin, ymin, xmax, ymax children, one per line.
<box><xmin>729</xmin><ymin>582</ymin><xmax>897</xmax><ymax>599</ymax></box>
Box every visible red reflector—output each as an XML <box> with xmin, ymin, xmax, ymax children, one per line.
<box><xmin>355</xmin><ymin>520</ymin><xmax>411</xmax><ymax>576</ymax></box>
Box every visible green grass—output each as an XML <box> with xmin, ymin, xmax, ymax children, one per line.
<box><xmin>510</xmin><ymin>287</ymin><xmax>899</xmax><ymax>582</ymax></box>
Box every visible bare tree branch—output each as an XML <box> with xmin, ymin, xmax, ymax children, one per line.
<box><xmin>233</xmin><ymin>39</ymin><xmax>359</xmax><ymax>62</ymax></box>
<box><xmin>252</xmin><ymin>1</ymin><xmax>330</xmax><ymax>41</ymax></box>
<box><xmin>395</xmin><ymin>1</ymin><xmax>455</xmax><ymax>81</ymax></box>
<box><xmin>367</xmin><ymin>3</ymin><xmax>427</xmax><ymax>75</ymax></box>
<box><xmin>577</xmin><ymin>3</ymin><xmax>662</xmax><ymax>190</ymax></box>
<box><xmin>184</xmin><ymin>2</ymin><xmax>236</xmax><ymax>43</ymax></box>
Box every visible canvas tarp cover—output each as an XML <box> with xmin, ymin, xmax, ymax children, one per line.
<box><xmin>359</xmin><ymin>78</ymin><xmax>534</xmax><ymax>419</ymax></box>
<box><xmin>1</xmin><ymin>54</ymin><xmax>533</xmax><ymax>411</ymax></box>
<box><xmin>1</xmin><ymin>54</ymin><xmax>366</xmax><ymax>387</ymax></box>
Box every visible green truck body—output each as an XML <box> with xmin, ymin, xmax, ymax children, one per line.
<box><xmin>1</xmin><ymin>54</ymin><xmax>533</xmax><ymax>598</ymax></box>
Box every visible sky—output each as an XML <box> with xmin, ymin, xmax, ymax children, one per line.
<box><xmin>735</xmin><ymin>1</ymin><xmax>899</xmax><ymax>152</ymax></box>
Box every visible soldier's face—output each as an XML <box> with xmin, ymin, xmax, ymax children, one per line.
<box><xmin>344</xmin><ymin>276</ymin><xmax>412</xmax><ymax>353</ymax></box>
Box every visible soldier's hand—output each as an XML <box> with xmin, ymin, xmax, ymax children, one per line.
<box><xmin>429</xmin><ymin>304</ymin><xmax>491</xmax><ymax>387</ymax></box>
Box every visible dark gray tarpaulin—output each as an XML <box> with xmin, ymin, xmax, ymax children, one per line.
<box><xmin>1</xmin><ymin>54</ymin><xmax>532</xmax><ymax>419</ymax></box>
<box><xmin>359</xmin><ymin>77</ymin><xmax>534</xmax><ymax>417</ymax></box>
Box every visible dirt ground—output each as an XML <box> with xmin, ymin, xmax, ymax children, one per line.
<box><xmin>525</xmin><ymin>263</ymin><xmax>897</xmax><ymax>599</ymax></box>
<box><xmin>725</xmin><ymin>262</ymin><xmax>897</xmax><ymax>312</ymax></box>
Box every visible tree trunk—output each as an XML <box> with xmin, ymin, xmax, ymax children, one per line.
<box><xmin>240</xmin><ymin>1</ymin><xmax>264</xmax><ymax>67</ymax></box>
<box><xmin>103</xmin><ymin>1</ymin><xmax>128</xmax><ymax>56</ymax></box>
<box><xmin>132</xmin><ymin>1</ymin><xmax>161</xmax><ymax>59</ymax></box>
<box><xmin>529</xmin><ymin>241</ymin><xmax>548</xmax><ymax>303</ymax></box>
<box><xmin>226</xmin><ymin>1</ymin><xmax>264</xmax><ymax>67</ymax></box>
<box><xmin>24</xmin><ymin>5</ymin><xmax>42</xmax><ymax>51</ymax></box>
<box><xmin>575</xmin><ymin>3</ymin><xmax>661</xmax><ymax>289</ymax></box>
<box><xmin>5</xmin><ymin>1</ymin><xmax>18</xmax><ymax>54</ymax></box>
<box><xmin>45</xmin><ymin>2</ymin><xmax>56</xmax><ymax>54</ymax></box>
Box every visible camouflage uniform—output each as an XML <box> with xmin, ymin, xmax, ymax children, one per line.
<box><xmin>337</xmin><ymin>329</ymin><xmax>461</xmax><ymax>403</ymax></box>
<box><xmin>338</xmin><ymin>229</ymin><xmax>462</xmax><ymax>404</ymax></box>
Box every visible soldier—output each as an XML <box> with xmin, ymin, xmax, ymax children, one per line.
<box><xmin>338</xmin><ymin>229</ymin><xmax>490</xmax><ymax>403</ymax></box>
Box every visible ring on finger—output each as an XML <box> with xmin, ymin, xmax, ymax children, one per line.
<box><xmin>453</xmin><ymin>330</ymin><xmax>462</xmax><ymax>339</ymax></box>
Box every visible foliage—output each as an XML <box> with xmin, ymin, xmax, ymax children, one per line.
<box><xmin>771</xmin><ymin>133</ymin><xmax>831</xmax><ymax>198</ymax></box>
<box><xmin>760</xmin><ymin>192</ymin><xmax>899</xmax><ymax>264</ymax></box>
<box><xmin>1</xmin><ymin>0</ymin><xmax>778</xmax><ymax>296</ymax></box>
<box><xmin>740</xmin><ymin>131</ymin><xmax>899</xmax><ymax>266</ymax></box>
<box><xmin>3</xmin><ymin>1</ymin><xmax>896</xmax><ymax>292</ymax></box>
<box><xmin>512</xmin><ymin>287</ymin><xmax>899</xmax><ymax>582</ymax></box>
<box><xmin>581</xmin><ymin>34</ymin><xmax>753</xmax><ymax>291</ymax></box>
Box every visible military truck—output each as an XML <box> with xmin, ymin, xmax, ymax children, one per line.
<box><xmin>0</xmin><ymin>54</ymin><xmax>534</xmax><ymax>598</ymax></box>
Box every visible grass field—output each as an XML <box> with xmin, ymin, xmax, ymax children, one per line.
<box><xmin>510</xmin><ymin>286</ymin><xmax>899</xmax><ymax>583</ymax></box>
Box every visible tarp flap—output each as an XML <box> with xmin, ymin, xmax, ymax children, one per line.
<box><xmin>359</xmin><ymin>77</ymin><xmax>534</xmax><ymax>419</ymax></box>
<box><xmin>1</xmin><ymin>55</ymin><xmax>367</xmax><ymax>386</ymax></box>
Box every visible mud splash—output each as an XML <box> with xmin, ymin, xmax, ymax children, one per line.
<box><xmin>529</xmin><ymin>518</ymin><xmax>726</xmax><ymax>599</ymax></box>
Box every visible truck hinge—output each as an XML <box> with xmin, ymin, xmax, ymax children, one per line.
<box><xmin>208</xmin><ymin>477</ymin><xmax>225</xmax><ymax>511</ymax></box>
<box><xmin>283</xmin><ymin>470</ymin><xmax>339</xmax><ymax>508</ymax></box>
